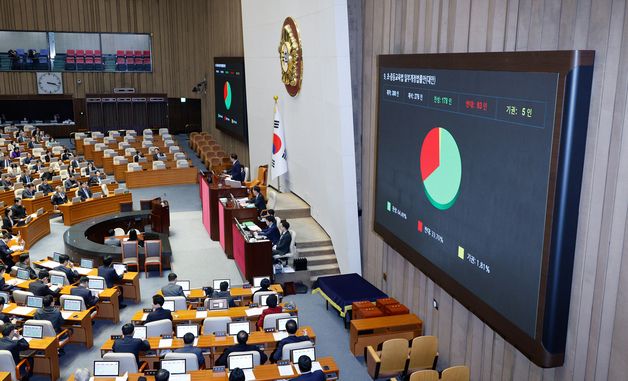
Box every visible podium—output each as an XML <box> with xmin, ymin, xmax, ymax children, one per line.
<box><xmin>151</xmin><ymin>198</ymin><xmax>170</xmax><ymax>234</ymax></box>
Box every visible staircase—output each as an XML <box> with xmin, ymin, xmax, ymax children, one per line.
<box><xmin>270</xmin><ymin>189</ymin><xmax>340</xmax><ymax>282</ymax></box>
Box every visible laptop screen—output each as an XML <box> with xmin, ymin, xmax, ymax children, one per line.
<box><xmin>260</xmin><ymin>293</ymin><xmax>277</xmax><ymax>307</ymax></box>
<box><xmin>22</xmin><ymin>324</ymin><xmax>43</xmax><ymax>339</ymax></box>
<box><xmin>94</xmin><ymin>361</ymin><xmax>119</xmax><ymax>377</ymax></box>
<box><xmin>291</xmin><ymin>347</ymin><xmax>316</xmax><ymax>364</ymax></box>
<box><xmin>253</xmin><ymin>276</ymin><xmax>270</xmax><ymax>288</ymax></box>
<box><xmin>176</xmin><ymin>280</ymin><xmax>191</xmax><ymax>291</ymax></box>
<box><xmin>50</xmin><ymin>274</ymin><xmax>65</xmax><ymax>286</ymax></box>
<box><xmin>176</xmin><ymin>324</ymin><xmax>198</xmax><ymax>338</ymax></box>
<box><xmin>16</xmin><ymin>268</ymin><xmax>30</xmax><ymax>280</ymax></box>
<box><xmin>208</xmin><ymin>298</ymin><xmax>228</xmax><ymax>310</ymax></box>
<box><xmin>88</xmin><ymin>278</ymin><xmax>105</xmax><ymax>290</ymax></box>
<box><xmin>228</xmin><ymin>353</ymin><xmax>254</xmax><ymax>370</ymax></box>
<box><xmin>212</xmin><ymin>279</ymin><xmax>230</xmax><ymax>291</ymax></box>
<box><xmin>63</xmin><ymin>299</ymin><xmax>82</xmax><ymax>312</ymax></box>
<box><xmin>133</xmin><ymin>326</ymin><xmax>147</xmax><ymax>340</ymax></box>
<box><xmin>161</xmin><ymin>359</ymin><xmax>186</xmax><ymax>375</ymax></box>
<box><xmin>162</xmin><ymin>300</ymin><xmax>175</xmax><ymax>312</ymax></box>
<box><xmin>80</xmin><ymin>258</ymin><xmax>93</xmax><ymax>269</ymax></box>
<box><xmin>277</xmin><ymin>317</ymin><xmax>299</xmax><ymax>332</ymax></box>
<box><xmin>26</xmin><ymin>296</ymin><xmax>43</xmax><ymax>308</ymax></box>
<box><xmin>227</xmin><ymin>322</ymin><xmax>250</xmax><ymax>336</ymax></box>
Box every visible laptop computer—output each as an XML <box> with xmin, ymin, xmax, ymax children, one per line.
<box><xmin>133</xmin><ymin>325</ymin><xmax>147</xmax><ymax>340</ymax></box>
<box><xmin>71</xmin><ymin>196</ymin><xmax>82</xmax><ymax>204</ymax></box>
<box><xmin>80</xmin><ymin>258</ymin><xmax>93</xmax><ymax>269</ymax></box>
<box><xmin>63</xmin><ymin>298</ymin><xmax>82</xmax><ymax>312</ymax></box>
<box><xmin>161</xmin><ymin>359</ymin><xmax>187</xmax><ymax>381</ymax></box>
<box><xmin>22</xmin><ymin>324</ymin><xmax>43</xmax><ymax>342</ymax></box>
<box><xmin>162</xmin><ymin>300</ymin><xmax>176</xmax><ymax>312</ymax></box>
<box><xmin>208</xmin><ymin>298</ymin><xmax>228</xmax><ymax>311</ymax></box>
<box><xmin>260</xmin><ymin>293</ymin><xmax>278</xmax><ymax>307</ymax></box>
<box><xmin>93</xmin><ymin>361</ymin><xmax>119</xmax><ymax>377</ymax></box>
<box><xmin>26</xmin><ymin>296</ymin><xmax>43</xmax><ymax>309</ymax></box>
<box><xmin>227</xmin><ymin>321</ymin><xmax>250</xmax><ymax>336</ymax></box>
<box><xmin>52</xmin><ymin>252</ymin><xmax>62</xmax><ymax>262</ymax></box>
<box><xmin>290</xmin><ymin>346</ymin><xmax>316</xmax><ymax>364</ymax></box>
<box><xmin>176</xmin><ymin>280</ymin><xmax>191</xmax><ymax>296</ymax></box>
<box><xmin>277</xmin><ymin>317</ymin><xmax>299</xmax><ymax>332</ymax></box>
<box><xmin>227</xmin><ymin>353</ymin><xmax>254</xmax><ymax>372</ymax></box>
<box><xmin>50</xmin><ymin>274</ymin><xmax>65</xmax><ymax>287</ymax></box>
<box><xmin>176</xmin><ymin>324</ymin><xmax>199</xmax><ymax>338</ymax></box>
<box><xmin>88</xmin><ymin>278</ymin><xmax>105</xmax><ymax>296</ymax></box>
<box><xmin>16</xmin><ymin>268</ymin><xmax>30</xmax><ymax>280</ymax></box>
<box><xmin>252</xmin><ymin>276</ymin><xmax>270</xmax><ymax>288</ymax></box>
<box><xmin>212</xmin><ymin>279</ymin><xmax>230</xmax><ymax>291</ymax></box>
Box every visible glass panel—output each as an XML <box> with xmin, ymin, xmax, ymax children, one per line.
<box><xmin>0</xmin><ymin>31</ymin><xmax>49</xmax><ymax>71</ymax></box>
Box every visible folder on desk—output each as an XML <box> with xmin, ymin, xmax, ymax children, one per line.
<box><xmin>159</xmin><ymin>338</ymin><xmax>173</xmax><ymax>348</ymax></box>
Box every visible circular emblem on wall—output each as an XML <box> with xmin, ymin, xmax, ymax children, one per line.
<box><xmin>278</xmin><ymin>17</ymin><xmax>303</xmax><ymax>97</ymax></box>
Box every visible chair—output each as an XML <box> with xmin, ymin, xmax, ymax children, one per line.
<box><xmin>228</xmin><ymin>350</ymin><xmax>261</xmax><ymax>367</ymax></box>
<box><xmin>201</xmin><ymin>317</ymin><xmax>231</xmax><ymax>334</ymax></box>
<box><xmin>103</xmin><ymin>149</ymin><xmax>116</xmax><ymax>158</ymax></box>
<box><xmin>273</xmin><ymin>230</ymin><xmax>297</xmax><ymax>266</ymax></box>
<box><xmin>407</xmin><ymin>336</ymin><xmax>438</xmax><ymax>374</ymax></box>
<box><xmin>113</xmin><ymin>156</ymin><xmax>128</xmax><ymax>165</ymax></box>
<box><xmin>262</xmin><ymin>312</ymin><xmax>291</xmax><ymax>330</ymax></box>
<box><xmin>440</xmin><ymin>366</ymin><xmax>470</xmax><ymax>381</ymax></box>
<box><xmin>121</xmin><ymin>240</ymin><xmax>139</xmax><ymax>271</ymax></box>
<box><xmin>245</xmin><ymin>165</ymin><xmax>268</xmax><ymax>189</ymax></box>
<box><xmin>174</xmin><ymin>152</ymin><xmax>186</xmax><ymax>161</ymax></box>
<box><xmin>60</xmin><ymin>294</ymin><xmax>97</xmax><ymax>319</ymax></box>
<box><xmin>164</xmin><ymin>352</ymin><xmax>201</xmax><ymax>371</ymax></box>
<box><xmin>27</xmin><ymin>319</ymin><xmax>71</xmax><ymax>349</ymax></box>
<box><xmin>12</xmin><ymin>290</ymin><xmax>33</xmax><ymax>305</ymax></box>
<box><xmin>48</xmin><ymin>269</ymin><xmax>70</xmax><ymax>285</ymax></box>
<box><xmin>281</xmin><ymin>340</ymin><xmax>315</xmax><ymax>361</ymax></box>
<box><xmin>118</xmin><ymin>142</ymin><xmax>131</xmax><ymax>150</ymax></box>
<box><xmin>0</xmin><ymin>349</ymin><xmax>31</xmax><ymax>381</ymax></box>
<box><xmin>164</xmin><ymin>296</ymin><xmax>186</xmax><ymax>311</ymax></box>
<box><xmin>408</xmin><ymin>370</ymin><xmax>439</xmax><ymax>381</ymax></box>
<box><xmin>159</xmin><ymin>128</ymin><xmax>169</xmax><ymax>135</ymax></box>
<box><xmin>125</xmin><ymin>147</ymin><xmax>136</xmax><ymax>156</ymax></box>
<box><xmin>143</xmin><ymin>129</ymin><xmax>153</xmax><ymax>137</ymax></box>
<box><xmin>253</xmin><ymin>291</ymin><xmax>278</xmax><ymax>305</ymax></box>
<box><xmin>128</xmin><ymin>162</ymin><xmax>142</xmax><ymax>172</ymax></box>
<box><xmin>103</xmin><ymin>352</ymin><xmax>147</xmax><ymax>374</ymax></box>
<box><xmin>365</xmin><ymin>338</ymin><xmax>409</xmax><ymax>379</ymax></box>
<box><xmin>113</xmin><ymin>227</ymin><xmax>125</xmax><ymax>236</ymax></box>
<box><xmin>176</xmin><ymin>160</ymin><xmax>189</xmax><ymax>168</ymax></box>
<box><xmin>144</xmin><ymin>240</ymin><xmax>162</xmax><ymax>277</ymax></box>
<box><xmin>109</xmin><ymin>130</ymin><xmax>121</xmax><ymax>138</ymax></box>
<box><xmin>145</xmin><ymin>319</ymin><xmax>173</xmax><ymax>337</ymax></box>
<box><xmin>243</xmin><ymin>166</ymin><xmax>250</xmax><ymax>182</ymax></box>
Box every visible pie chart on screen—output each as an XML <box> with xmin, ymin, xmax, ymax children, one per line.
<box><xmin>223</xmin><ymin>81</ymin><xmax>232</xmax><ymax>110</ymax></box>
<box><xmin>420</xmin><ymin>127</ymin><xmax>462</xmax><ymax>210</ymax></box>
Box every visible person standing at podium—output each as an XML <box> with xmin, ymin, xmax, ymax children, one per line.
<box><xmin>228</xmin><ymin>153</ymin><xmax>244</xmax><ymax>182</ymax></box>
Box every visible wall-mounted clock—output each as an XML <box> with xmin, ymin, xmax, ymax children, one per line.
<box><xmin>36</xmin><ymin>72</ymin><xmax>63</xmax><ymax>94</ymax></box>
<box><xmin>278</xmin><ymin>17</ymin><xmax>303</xmax><ymax>97</ymax></box>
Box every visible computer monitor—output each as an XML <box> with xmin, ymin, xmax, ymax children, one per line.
<box><xmin>94</xmin><ymin>361</ymin><xmax>119</xmax><ymax>377</ymax></box>
<box><xmin>260</xmin><ymin>293</ymin><xmax>278</xmax><ymax>307</ymax></box>
<box><xmin>88</xmin><ymin>278</ymin><xmax>105</xmax><ymax>290</ymax></box>
<box><xmin>290</xmin><ymin>347</ymin><xmax>316</xmax><ymax>364</ymax></box>
<box><xmin>162</xmin><ymin>300</ymin><xmax>175</xmax><ymax>312</ymax></box>
<box><xmin>277</xmin><ymin>317</ymin><xmax>299</xmax><ymax>332</ymax></box>
<box><xmin>161</xmin><ymin>359</ymin><xmax>186</xmax><ymax>375</ymax></box>
<box><xmin>16</xmin><ymin>268</ymin><xmax>30</xmax><ymax>280</ymax></box>
<box><xmin>22</xmin><ymin>324</ymin><xmax>43</xmax><ymax>339</ymax></box>
<box><xmin>227</xmin><ymin>321</ymin><xmax>250</xmax><ymax>336</ymax></box>
<box><xmin>212</xmin><ymin>279</ymin><xmax>231</xmax><ymax>291</ymax></box>
<box><xmin>50</xmin><ymin>274</ymin><xmax>65</xmax><ymax>286</ymax></box>
<box><xmin>52</xmin><ymin>252</ymin><xmax>62</xmax><ymax>262</ymax></box>
<box><xmin>176</xmin><ymin>324</ymin><xmax>199</xmax><ymax>338</ymax></box>
<box><xmin>80</xmin><ymin>258</ymin><xmax>93</xmax><ymax>269</ymax></box>
<box><xmin>71</xmin><ymin>196</ymin><xmax>82</xmax><ymax>204</ymax></box>
<box><xmin>176</xmin><ymin>280</ymin><xmax>191</xmax><ymax>291</ymax></box>
<box><xmin>133</xmin><ymin>326</ymin><xmax>147</xmax><ymax>340</ymax></box>
<box><xmin>26</xmin><ymin>296</ymin><xmax>43</xmax><ymax>309</ymax></box>
<box><xmin>253</xmin><ymin>276</ymin><xmax>270</xmax><ymax>288</ymax></box>
<box><xmin>227</xmin><ymin>353</ymin><xmax>254</xmax><ymax>370</ymax></box>
<box><xmin>63</xmin><ymin>299</ymin><xmax>82</xmax><ymax>312</ymax></box>
<box><xmin>208</xmin><ymin>298</ymin><xmax>228</xmax><ymax>311</ymax></box>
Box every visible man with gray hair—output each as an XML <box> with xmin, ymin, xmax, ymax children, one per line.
<box><xmin>74</xmin><ymin>368</ymin><xmax>90</xmax><ymax>381</ymax></box>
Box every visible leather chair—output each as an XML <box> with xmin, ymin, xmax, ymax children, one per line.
<box><xmin>0</xmin><ymin>349</ymin><xmax>31</xmax><ymax>381</ymax></box>
<box><xmin>365</xmin><ymin>338</ymin><xmax>409</xmax><ymax>379</ymax></box>
<box><xmin>164</xmin><ymin>352</ymin><xmax>202</xmax><ymax>371</ymax></box>
<box><xmin>145</xmin><ymin>319</ymin><xmax>173</xmax><ymax>337</ymax></box>
<box><xmin>144</xmin><ymin>240</ymin><xmax>162</xmax><ymax>277</ymax></box>
<box><xmin>103</xmin><ymin>352</ymin><xmax>147</xmax><ymax>374</ymax></box>
<box><xmin>201</xmin><ymin>317</ymin><xmax>232</xmax><ymax>335</ymax></box>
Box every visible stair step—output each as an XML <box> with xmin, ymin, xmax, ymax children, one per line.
<box><xmin>310</xmin><ymin>271</ymin><xmax>341</xmax><ymax>283</ymax></box>
<box><xmin>304</xmin><ymin>254</ymin><xmax>337</xmax><ymax>265</ymax></box>
<box><xmin>296</xmin><ymin>240</ymin><xmax>332</xmax><ymax>249</ymax></box>
<box><xmin>277</xmin><ymin>208</ymin><xmax>311</xmax><ymax>219</ymax></box>
<box><xmin>298</xmin><ymin>246</ymin><xmax>335</xmax><ymax>257</ymax></box>
<box><xmin>308</xmin><ymin>264</ymin><xmax>340</xmax><ymax>277</ymax></box>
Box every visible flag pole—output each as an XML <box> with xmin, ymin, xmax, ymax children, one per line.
<box><xmin>273</xmin><ymin>95</ymin><xmax>281</xmax><ymax>193</ymax></box>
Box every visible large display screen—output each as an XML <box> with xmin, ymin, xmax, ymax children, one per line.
<box><xmin>374</xmin><ymin>52</ymin><xmax>594</xmax><ymax>367</ymax></box>
<box><xmin>214</xmin><ymin>57</ymin><xmax>248</xmax><ymax>142</ymax></box>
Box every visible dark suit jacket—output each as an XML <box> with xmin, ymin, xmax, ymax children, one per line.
<box><xmin>98</xmin><ymin>265</ymin><xmax>122</xmax><ymax>288</ymax></box>
<box><xmin>215</xmin><ymin>343</ymin><xmax>268</xmax><ymax>366</ymax></box>
<box><xmin>112</xmin><ymin>336</ymin><xmax>151</xmax><ymax>366</ymax></box>
<box><xmin>54</xmin><ymin>265</ymin><xmax>80</xmax><ymax>284</ymax></box>
<box><xmin>51</xmin><ymin>193</ymin><xmax>68</xmax><ymax>205</ymax></box>
<box><xmin>291</xmin><ymin>370</ymin><xmax>326</xmax><ymax>381</ymax></box>
<box><xmin>70</xmin><ymin>160</ymin><xmax>80</xmax><ymax>168</ymax></box>
<box><xmin>70</xmin><ymin>286</ymin><xmax>98</xmax><ymax>308</ymax></box>
<box><xmin>250</xmin><ymin>193</ymin><xmax>267</xmax><ymax>213</ymax></box>
<box><xmin>34</xmin><ymin>306</ymin><xmax>65</xmax><ymax>333</ymax></box>
<box><xmin>10</xmin><ymin>205</ymin><xmax>26</xmax><ymax>219</ymax></box>
<box><xmin>0</xmin><ymin>277</ymin><xmax>14</xmax><ymax>292</ymax></box>
<box><xmin>1</xmin><ymin>217</ymin><xmax>13</xmax><ymax>234</ymax></box>
<box><xmin>175</xmin><ymin>345</ymin><xmax>206</xmax><ymax>367</ymax></box>
<box><xmin>261</xmin><ymin>224</ymin><xmax>280</xmax><ymax>245</ymax></box>
<box><xmin>0</xmin><ymin>159</ymin><xmax>11</xmax><ymax>168</ymax></box>
<box><xmin>40</xmin><ymin>172</ymin><xmax>53</xmax><ymax>181</ymax></box>
<box><xmin>230</xmin><ymin>160</ymin><xmax>244</xmax><ymax>182</ymax></box>
<box><xmin>145</xmin><ymin>307</ymin><xmax>172</xmax><ymax>323</ymax></box>
<box><xmin>29</xmin><ymin>279</ymin><xmax>58</xmax><ymax>297</ymax></box>
<box><xmin>271</xmin><ymin>335</ymin><xmax>311</xmax><ymax>362</ymax></box>
<box><xmin>63</xmin><ymin>179</ymin><xmax>77</xmax><ymax>190</ymax></box>
<box><xmin>0</xmin><ymin>240</ymin><xmax>14</xmax><ymax>268</ymax></box>
<box><xmin>78</xmin><ymin>188</ymin><xmax>92</xmax><ymax>201</ymax></box>
<box><xmin>0</xmin><ymin>337</ymin><xmax>29</xmax><ymax>364</ymax></box>
<box><xmin>19</xmin><ymin>174</ymin><xmax>32</xmax><ymax>184</ymax></box>
<box><xmin>39</xmin><ymin>183</ymin><xmax>53</xmax><ymax>194</ymax></box>
<box><xmin>275</xmin><ymin>231</ymin><xmax>292</xmax><ymax>255</ymax></box>
<box><xmin>21</xmin><ymin>189</ymin><xmax>34</xmax><ymax>199</ymax></box>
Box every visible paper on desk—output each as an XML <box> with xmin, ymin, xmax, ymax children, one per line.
<box><xmin>245</xmin><ymin>307</ymin><xmax>265</xmax><ymax>317</ymax></box>
<box><xmin>169</xmin><ymin>375</ymin><xmax>191</xmax><ymax>381</ymax></box>
<box><xmin>158</xmin><ymin>339</ymin><xmax>173</xmax><ymax>348</ymax></box>
<box><xmin>141</xmin><ymin>313</ymin><xmax>148</xmax><ymax>321</ymax></box>
<box><xmin>243</xmin><ymin>369</ymin><xmax>256</xmax><ymax>381</ymax></box>
<box><xmin>195</xmin><ymin>310</ymin><xmax>207</xmax><ymax>319</ymax></box>
<box><xmin>9</xmin><ymin>307</ymin><xmax>34</xmax><ymax>316</ymax></box>
<box><xmin>75</xmin><ymin>267</ymin><xmax>91</xmax><ymax>275</ymax></box>
<box><xmin>273</xmin><ymin>332</ymin><xmax>289</xmax><ymax>341</ymax></box>
<box><xmin>10</xmin><ymin>245</ymin><xmax>24</xmax><ymax>251</ymax></box>
<box><xmin>183</xmin><ymin>290</ymin><xmax>190</xmax><ymax>297</ymax></box>
<box><xmin>295</xmin><ymin>362</ymin><xmax>323</xmax><ymax>375</ymax></box>
<box><xmin>23</xmin><ymin>337</ymin><xmax>33</xmax><ymax>343</ymax></box>
<box><xmin>40</xmin><ymin>260</ymin><xmax>61</xmax><ymax>268</ymax></box>
<box><xmin>6</xmin><ymin>279</ymin><xmax>20</xmax><ymax>286</ymax></box>
<box><xmin>115</xmin><ymin>373</ymin><xmax>129</xmax><ymax>381</ymax></box>
<box><xmin>61</xmin><ymin>311</ymin><xmax>73</xmax><ymax>319</ymax></box>
<box><xmin>278</xmin><ymin>365</ymin><xmax>294</xmax><ymax>376</ymax></box>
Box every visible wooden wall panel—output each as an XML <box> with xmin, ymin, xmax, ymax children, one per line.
<box><xmin>358</xmin><ymin>0</ymin><xmax>628</xmax><ymax>379</ymax></box>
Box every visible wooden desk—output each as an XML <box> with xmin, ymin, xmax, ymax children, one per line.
<box><xmin>349</xmin><ymin>313</ymin><xmax>423</xmax><ymax>355</ymax></box>
<box><xmin>159</xmin><ymin>285</ymin><xmax>284</xmax><ymax>303</ymax></box>
<box><xmin>62</xmin><ymin>309</ymin><xmax>94</xmax><ymax>348</ymax></box>
<box><xmin>59</xmin><ymin>286</ymin><xmax>121</xmax><ymax>323</ymax></box>
<box><xmin>12</xmin><ymin>212</ymin><xmax>50</xmax><ymax>249</ymax></box>
<box><xmin>125</xmin><ymin>166</ymin><xmax>197</xmax><ymax>188</ymax></box>
<box><xmin>29</xmin><ymin>336</ymin><xmax>60</xmax><ymax>380</ymax></box>
<box><xmin>206</xmin><ymin>184</ymin><xmax>248</xmax><ymax>241</ymax></box>
<box><xmin>131</xmin><ymin>304</ymin><xmax>297</xmax><ymax>325</ymax></box>
<box><xmin>218</xmin><ymin>200</ymin><xmax>259</xmax><ymax>258</ymax></box>
<box><xmin>57</xmin><ymin>192</ymin><xmax>132</xmax><ymax>225</ymax></box>
<box><xmin>232</xmin><ymin>219</ymin><xmax>273</xmax><ymax>280</ymax></box>
<box><xmin>0</xmin><ymin>189</ymin><xmax>14</xmax><ymax>207</ymax></box>
<box><xmin>0</xmin><ymin>372</ymin><xmax>10</xmax><ymax>381</ymax></box>
<box><xmin>23</xmin><ymin>195</ymin><xmax>54</xmax><ymax>214</ymax></box>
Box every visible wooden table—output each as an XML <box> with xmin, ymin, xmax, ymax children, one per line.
<box><xmin>218</xmin><ymin>200</ymin><xmax>259</xmax><ymax>258</ymax></box>
<box><xmin>29</xmin><ymin>336</ymin><xmax>60</xmax><ymax>381</ymax></box>
<box><xmin>59</xmin><ymin>286</ymin><xmax>121</xmax><ymax>323</ymax></box>
<box><xmin>23</xmin><ymin>195</ymin><xmax>54</xmax><ymax>214</ymax></box>
<box><xmin>349</xmin><ymin>313</ymin><xmax>423</xmax><ymax>355</ymax></box>
<box><xmin>232</xmin><ymin>219</ymin><xmax>273</xmax><ymax>280</ymax></box>
<box><xmin>13</xmin><ymin>211</ymin><xmax>50</xmax><ymax>249</ymax></box>
<box><xmin>57</xmin><ymin>192</ymin><xmax>132</xmax><ymax>225</ymax></box>
<box><xmin>125</xmin><ymin>166</ymin><xmax>198</xmax><ymax>188</ymax></box>
<box><xmin>161</xmin><ymin>284</ymin><xmax>284</xmax><ymax>301</ymax></box>
<box><xmin>63</xmin><ymin>309</ymin><xmax>95</xmax><ymax>348</ymax></box>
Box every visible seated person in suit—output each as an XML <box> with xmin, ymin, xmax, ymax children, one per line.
<box><xmin>63</xmin><ymin>174</ymin><xmax>78</xmax><ymax>191</ymax></box>
<box><xmin>54</xmin><ymin>254</ymin><xmax>80</xmax><ymax>284</ymax></box>
<box><xmin>39</xmin><ymin>179</ymin><xmax>53</xmax><ymax>195</ymax></box>
<box><xmin>270</xmin><ymin>319</ymin><xmax>310</xmax><ymax>363</ymax></box>
<box><xmin>104</xmin><ymin>229</ymin><xmax>121</xmax><ymax>247</ymax></box>
<box><xmin>11</xmin><ymin>198</ymin><xmax>27</xmax><ymax>220</ymax></box>
<box><xmin>229</xmin><ymin>369</ymin><xmax>245</xmax><ymax>381</ymax></box>
<box><xmin>20</xmin><ymin>183</ymin><xmax>35</xmax><ymax>199</ymax></box>
<box><xmin>292</xmin><ymin>356</ymin><xmax>325</xmax><ymax>381</ymax></box>
<box><xmin>19</xmin><ymin>170</ymin><xmax>35</xmax><ymax>185</ymax></box>
<box><xmin>17</xmin><ymin>254</ymin><xmax>37</xmax><ymax>280</ymax></box>
<box><xmin>51</xmin><ymin>186</ymin><xmax>68</xmax><ymax>206</ymax></box>
<box><xmin>39</xmin><ymin>167</ymin><xmax>53</xmax><ymax>181</ymax></box>
<box><xmin>0</xmin><ymin>323</ymin><xmax>32</xmax><ymax>378</ymax></box>
<box><xmin>41</xmin><ymin>150</ymin><xmax>51</xmax><ymax>163</ymax></box>
<box><xmin>9</xmin><ymin>147</ymin><xmax>20</xmax><ymax>159</ymax></box>
<box><xmin>112</xmin><ymin>323</ymin><xmax>150</xmax><ymax>366</ymax></box>
<box><xmin>27</xmin><ymin>137</ymin><xmax>36</xmax><ymax>149</ymax></box>
<box><xmin>0</xmin><ymin>265</ymin><xmax>15</xmax><ymax>292</ymax></box>
<box><xmin>252</xmin><ymin>278</ymin><xmax>271</xmax><ymax>297</ymax></box>
<box><xmin>260</xmin><ymin>208</ymin><xmax>275</xmax><ymax>220</ymax></box>
<box><xmin>61</xmin><ymin>149</ymin><xmax>73</xmax><ymax>161</ymax></box>
<box><xmin>161</xmin><ymin>272</ymin><xmax>184</xmax><ymax>297</ymax></box>
<box><xmin>133</xmin><ymin>152</ymin><xmax>144</xmax><ymax>163</ymax></box>
<box><xmin>272</xmin><ymin>220</ymin><xmax>292</xmax><ymax>256</ymax></box>
<box><xmin>255</xmin><ymin>215</ymin><xmax>280</xmax><ymax>245</ymax></box>
<box><xmin>2</xmin><ymin>208</ymin><xmax>14</xmax><ymax>235</ymax></box>
<box><xmin>29</xmin><ymin>269</ymin><xmax>60</xmax><ymax>297</ymax></box>
<box><xmin>152</xmin><ymin>148</ymin><xmax>167</xmax><ymax>161</ymax></box>
<box><xmin>126</xmin><ymin>229</ymin><xmax>144</xmax><ymax>247</ymax></box>
<box><xmin>145</xmin><ymin>294</ymin><xmax>173</xmax><ymax>323</ymax></box>
<box><xmin>0</xmin><ymin>175</ymin><xmax>13</xmax><ymax>190</ymax></box>
<box><xmin>69</xmin><ymin>158</ymin><xmax>80</xmax><ymax>169</ymax></box>
<box><xmin>0</xmin><ymin>237</ymin><xmax>15</xmax><ymax>269</ymax></box>
<box><xmin>228</xmin><ymin>153</ymin><xmax>244</xmax><ymax>182</ymax></box>
<box><xmin>87</xmin><ymin>170</ymin><xmax>104</xmax><ymax>186</ymax></box>
<box><xmin>22</xmin><ymin>153</ymin><xmax>33</xmax><ymax>165</ymax></box>
<box><xmin>34</xmin><ymin>295</ymin><xmax>65</xmax><ymax>333</ymax></box>
<box><xmin>175</xmin><ymin>332</ymin><xmax>205</xmax><ymax>368</ymax></box>
<box><xmin>70</xmin><ymin>276</ymin><xmax>98</xmax><ymax>308</ymax></box>
<box><xmin>256</xmin><ymin>294</ymin><xmax>283</xmax><ymax>330</ymax></box>
<box><xmin>76</xmin><ymin>181</ymin><xmax>92</xmax><ymax>201</ymax></box>
<box><xmin>98</xmin><ymin>256</ymin><xmax>123</xmax><ymax>288</ymax></box>
<box><xmin>212</xmin><ymin>280</ymin><xmax>236</xmax><ymax>307</ymax></box>
<box><xmin>215</xmin><ymin>330</ymin><xmax>268</xmax><ymax>366</ymax></box>
<box><xmin>155</xmin><ymin>370</ymin><xmax>170</xmax><ymax>381</ymax></box>
<box><xmin>0</xmin><ymin>155</ymin><xmax>10</xmax><ymax>169</ymax></box>
<box><xmin>247</xmin><ymin>186</ymin><xmax>266</xmax><ymax>213</ymax></box>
